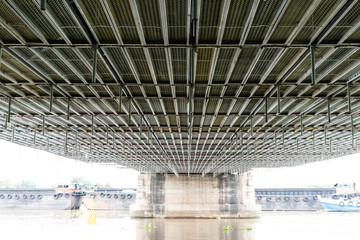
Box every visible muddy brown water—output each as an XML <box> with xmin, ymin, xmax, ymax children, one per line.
<box><xmin>0</xmin><ymin>210</ymin><xmax>359</xmax><ymax>239</ymax></box>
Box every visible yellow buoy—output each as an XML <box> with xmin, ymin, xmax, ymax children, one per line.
<box><xmin>86</xmin><ymin>196</ymin><xmax>96</xmax><ymax>225</ymax></box>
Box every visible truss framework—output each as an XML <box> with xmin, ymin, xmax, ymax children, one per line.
<box><xmin>0</xmin><ymin>0</ymin><xmax>360</xmax><ymax>175</ymax></box>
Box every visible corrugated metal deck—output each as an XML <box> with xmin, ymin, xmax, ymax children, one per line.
<box><xmin>0</xmin><ymin>0</ymin><xmax>360</xmax><ymax>175</ymax></box>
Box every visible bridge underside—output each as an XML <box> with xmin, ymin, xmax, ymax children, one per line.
<box><xmin>0</xmin><ymin>0</ymin><xmax>360</xmax><ymax>176</ymax></box>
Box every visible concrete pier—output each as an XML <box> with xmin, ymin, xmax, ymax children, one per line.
<box><xmin>130</xmin><ymin>173</ymin><xmax>261</xmax><ymax>218</ymax></box>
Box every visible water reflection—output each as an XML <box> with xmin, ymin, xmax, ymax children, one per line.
<box><xmin>136</xmin><ymin>218</ymin><xmax>256</xmax><ymax>240</ymax></box>
<box><xmin>0</xmin><ymin>210</ymin><xmax>360</xmax><ymax>240</ymax></box>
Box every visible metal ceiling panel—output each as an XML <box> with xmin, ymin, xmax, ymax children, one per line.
<box><xmin>135</xmin><ymin>0</ymin><xmax>163</xmax><ymax>43</ymax></box>
<box><xmin>293</xmin><ymin>0</ymin><xmax>340</xmax><ymax>44</ymax></box>
<box><xmin>321</xmin><ymin>49</ymin><xmax>360</xmax><ymax>82</ymax></box>
<box><xmin>222</xmin><ymin>0</ymin><xmax>251</xmax><ymax>44</ymax></box>
<box><xmin>246</xmin><ymin>0</ymin><xmax>283</xmax><ymax>44</ymax></box>
<box><xmin>194</xmin><ymin>85</ymin><xmax>206</xmax><ymax>97</ymax></box>
<box><xmin>0</xmin><ymin>27</ymin><xmax>19</xmax><ymax>43</ymax></box>
<box><xmin>108</xmin><ymin>0</ymin><xmax>141</xmax><ymax>44</ymax></box>
<box><xmin>322</xmin><ymin>2</ymin><xmax>360</xmax><ymax>44</ymax></box>
<box><xmin>248</xmin><ymin>48</ymin><xmax>281</xmax><ymax>83</ymax></box>
<box><xmin>345</xmin><ymin>28</ymin><xmax>360</xmax><ymax>43</ymax></box>
<box><xmin>268</xmin><ymin>0</ymin><xmax>313</xmax><ymax>43</ymax></box>
<box><xmin>166</xmin><ymin>0</ymin><xmax>187</xmax><ymax>43</ymax></box>
<box><xmin>195</xmin><ymin>48</ymin><xmax>214</xmax><ymax>83</ymax></box>
<box><xmin>47</xmin><ymin>0</ymin><xmax>88</xmax><ymax>43</ymax></box>
<box><xmin>13</xmin><ymin>0</ymin><xmax>63</xmax><ymax>43</ymax></box>
<box><xmin>77</xmin><ymin>0</ymin><xmax>117</xmax><ymax>43</ymax></box>
<box><xmin>149</xmin><ymin>48</ymin><xmax>169</xmax><ymax>83</ymax></box>
<box><xmin>198</xmin><ymin>0</ymin><xmax>223</xmax><ymax>44</ymax></box>
<box><xmin>229</xmin><ymin>47</ymin><xmax>259</xmax><ymax>82</ymax></box>
<box><xmin>171</xmin><ymin>48</ymin><xmax>187</xmax><ymax>83</ymax></box>
<box><xmin>213</xmin><ymin>48</ymin><xmax>236</xmax><ymax>83</ymax></box>
<box><xmin>0</xmin><ymin>1</ymin><xmax>40</xmax><ymax>42</ymax></box>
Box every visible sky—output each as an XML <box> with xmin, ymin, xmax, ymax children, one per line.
<box><xmin>0</xmin><ymin>139</ymin><xmax>139</xmax><ymax>188</ymax></box>
<box><xmin>252</xmin><ymin>155</ymin><xmax>360</xmax><ymax>189</ymax></box>
<box><xmin>0</xmin><ymin>139</ymin><xmax>360</xmax><ymax>189</ymax></box>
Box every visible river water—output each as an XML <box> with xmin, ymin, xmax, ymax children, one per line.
<box><xmin>0</xmin><ymin>210</ymin><xmax>359</xmax><ymax>240</ymax></box>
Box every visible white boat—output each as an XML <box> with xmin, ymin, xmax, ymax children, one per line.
<box><xmin>318</xmin><ymin>195</ymin><xmax>360</xmax><ymax>211</ymax></box>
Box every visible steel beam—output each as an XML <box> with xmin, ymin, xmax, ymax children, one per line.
<box><xmin>277</xmin><ymin>86</ymin><xmax>281</xmax><ymax>114</ymax></box>
<box><xmin>0</xmin><ymin>43</ymin><xmax>2</xmax><ymax>69</ymax></box>
<box><xmin>92</xmin><ymin>44</ymin><xmax>98</xmax><ymax>83</ymax></box>
<box><xmin>188</xmin><ymin>0</ymin><xmax>197</xmax><ymax>175</ymax></box>
<box><xmin>310</xmin><ymin>45</ymin><xmax>316</xmax><ymax>85</ymax></box>
<box><xmin>348</xmin><ymin>83</ymin><xmax>352</xmax><ymax>113</ymax></box>
<box><xmin>328</xmin><ymin>98</ymin><xmax>331</xmax><ymax>123</ymax></box>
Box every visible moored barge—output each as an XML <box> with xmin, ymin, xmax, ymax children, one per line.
<box><xmin>0</xmin><ymin>184</ymin><xmax>85</xmax><ymax>210</ymax></box>
<box><xmin>82</xmin><ymin>188</ymin><xmax>136</xmax><ymax>210</ymax></box>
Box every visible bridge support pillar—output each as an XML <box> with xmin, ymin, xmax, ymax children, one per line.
<box><xmin>130</xmin><ymin>172</ymin><xmax>260</xmax><ymax>218</ymax></box>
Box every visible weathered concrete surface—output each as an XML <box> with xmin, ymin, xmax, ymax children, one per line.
<box><xmin>130</xmin><ymin>173</ymin><xmax>260</xmax><ymax>218</ymax></box>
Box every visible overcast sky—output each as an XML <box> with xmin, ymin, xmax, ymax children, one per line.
<box><xmin>0</xmin><ymin>139</ymin><xmax>139</xmax><ymax>188</ymax></box>
<box><xmin>0</xmin><ymin>139</ymin><xmax>360</xmax><ymax>189</ymax></box>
